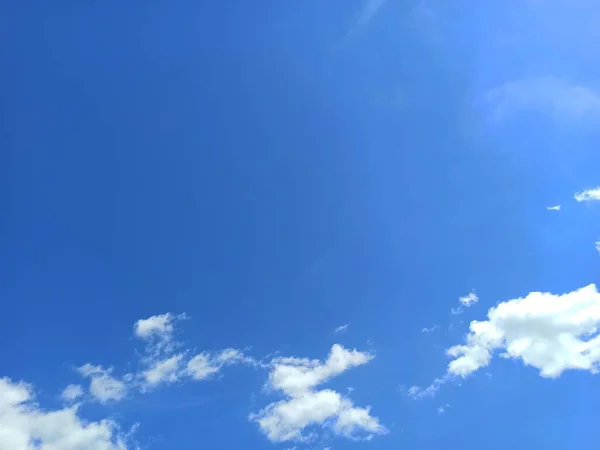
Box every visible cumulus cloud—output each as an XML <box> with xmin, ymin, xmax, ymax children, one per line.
<box><xmin>574</xmin><ymin>187</ymin><xmax>600</xmax><ymax>202</ymax></box>
<box><xmin>483</xmin><ymin>77</ymin><xmax>600</xmax><ymax>124</ymax></box>
<box><xmin>447</xmin><ymin>284</ymin><xmax>600</xmax><ymax>378</ymax></box>
<box><xmin>459</xmin><ymin>291</ymin><xmax>479</xmax><ymax>307</ymax></box>
<box><xmin>77</xmin><ymin>364</ymin><xmax>127</xmax><ymax>404</ymax></box>
<box><xmin>250</xmin><ymin>344</ymin><xmax>386</xmax><ymax>443</ymax></box>
<box><xmin>134</xmin><ymin>313</ymin><xmax>178</xmax><ymax>341</ymax></box>
<box><xmin>61</xmin><ymin>384</ymin><xmax>84</xmax><ymax>402</ymax></box>
<box><xmin>0</xmin><ymin>377</ymin><xmax>132</xmax><ymax>449</ymax></box>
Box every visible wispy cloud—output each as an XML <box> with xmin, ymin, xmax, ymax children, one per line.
<box><xmin>547</xmin><ymin>205</ymin><xmax>561</xmax><ymax>211</ymax></box>
<box><xmin>574</xmin><ymin>187</ymin><xmax>600</xmax><ymax>202</ymax></box>
<box><xmin>421</xmin><ymin>325</ymin><xmax>439</xmax><ymax>333</ymax></box>
<box><xmin>76</xmin><ymin>313</ymin><xmax>254</xmax><ymax>401</ymax></box>
<box><xmin>335</xmin><ymin>323</ymin><xmax>349</xmax><ymax>333</ymax></box>
<box><xmin>482</xmin><ymin>77</ymin><xmax>600</xmax><ymax>124</ymax></box>
<box><xmin>437</xmin><ymin>403</ymin><xmax>451</xmax><ymax>415</ymax></box>
<box><xmin>345</xmin><ymin>0</ymin><xmax>388</xmax><ymax>38</ymax></box>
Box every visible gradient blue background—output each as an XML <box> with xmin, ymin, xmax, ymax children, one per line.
<box><xmin>1</xmin><ymin>1</ymin><xmax>599</xmax><ymax>449</ymax></box>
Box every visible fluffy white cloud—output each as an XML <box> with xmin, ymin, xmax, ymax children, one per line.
<box><xmin>250</xmin><ymin>344</ymin><xmax>386</xmax><ymax>443</ymax></box>
<box><xmin>61</xmin><ymin>384</ymin><xmax>84</xmax><ymax>402</ymax></box>
<box><xmin>77</xmin><ymin>364</ymin><xmax>127</xmax><ymax>403</ymax></box>
<box><xmin>0</xmin><ymin>377</ymin><xmax>131</xmax><ymax>450</ymax></box>
<box><xmin>447</xmin><ymin>284</ymin><xmax>600</xmax><ymax>378</ymax></box>
<box><xmin>133</xmin><ymin>313</ymin><xmax>177</xmax><ymax>341</ymax></box>
<box><xmin>459</xmin><ymin>291</ymin><xmax>479</xmax><ymax>307</ymax></box>
<box><xmin>574</xmin><ymin>187</ymin><xmax>600</xmax><ymax>202</ymax></box>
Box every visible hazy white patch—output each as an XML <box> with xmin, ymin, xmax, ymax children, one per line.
<box><xmin>345</xmin><ymin>0</ymin><xmax>388</xmax><ymax>39</ymax></box>
<box><xmin>547</xmin><ymin>205</ymin><xmax>561</xmax><ymax>211</ymax></box>
<box><xmin>407</xmin><ymin>374</ymin><xmax>451</xmax><ymax>399</ymax></box>
<box><xmin>482</xmin><ymin>77</ymin><xmax>600</xmax><ymax>124</ymax></box>
<box><xmin>60</xmin><ymin>384</ymin><xmax>84</xmax><ymax>402</ymax></box>
<box><xmin>437</xmin><ymin>403</ymin><xmax>451</xmax><ymax>414</ymax></box>
<box><xmin>450</xmin><ymin>307</ymin><xmax>463</xmax><ymax>315</ymax></box>
<box><xmin>574</xmin><ymin>187</ymin><xmax>600</xmax><ymax>202</ymax></box>
<box><xmin>355</xmin><ymin>0</ymin><xmax>387</xmax><ymax>28</ymax></box>
<box><xmin>422</xmin><ymin>325</ymin><xmax>439</xmax><ymax>333</ymax></box>
<box><xmin>335</xmin><ymin>323</ymin><xmax>349</xmax><ymax>333</ymax></box>
<box><xmin>77</xmin><ymin>364</ymin><xmax>127</xmax><ymax>403</ymax></box>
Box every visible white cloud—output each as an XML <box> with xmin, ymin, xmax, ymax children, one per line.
<box><xmin>77</xmin><ymin>364</ymin><xmax>127</xmax><ymax>404</ymax></box>
<box><xmin>184</xmin><ymin>348</ymin><xmax>249</xmax><ymax>381</ymax></box>
<box><xmin>596</xmin><ymin>241</ymin><xmax>600</xmax><ymax>253</ymax></box>
<box><xmin>459</xmin><ymin>291</ymin><xmax>479</xmax><ymax>307</ymax></box>
<box><xmin>450</xmin><ymin>307</ymin><xmax>463</xmax><ymax>315</ymax></box>
<box><xmin>574</xmin><ymin>187</ymin><xmax>600</xmax><ymax>202</ymax></box>
<box><xmin>0</xmin><ymin>377</ymin><xmax>132</xmax><ymax>450</ymax></box>
<box><xmin>142</xmin><ymin>354</ymin><xmax>184</xmax><ymax>387</ymax></box>
<box><xmin>483</xmin><ymin>77</ymin><xmax>600</xmax><ymax>123</ymax></box>
<box><xmin>79</xmin><ymin>314</ymin><xmax>249</xmax><ymax>396</ymax></box>
<box><xmin>61</xmin><ymin>384</ymin><xmax>84</xmax><ymax>402</ymax></box>
<box><xmin>422</xmin><ymin>325</ymin><xmax>438</xmax><ymax>333</ymax></box>
<box><xmin>250</xmin><ymin>344</ymin><xmax>386</xmax><ymax>443</ymax></box>
<box><xmin>334</xmin><ymin>323</ymin><xmax>349</xmax><ymax>333</ymax></box>
<box><xmin>547</xmin><ymin>205</ymin><xmax>561</xmax><ymax>211</ymax></box>
<box><xmin>447</xmin><ymin>284</ymin><xmax>600</xmax><ymax>378</ymax></box>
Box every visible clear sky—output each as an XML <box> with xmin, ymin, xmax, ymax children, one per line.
<box><xmin>1</xmin><ymin>1</ymin><xmax>600</xmax><ymax>449</ymax></box>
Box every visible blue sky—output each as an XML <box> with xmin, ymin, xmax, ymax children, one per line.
<box><xmin>1</xmin><ymin>0</ymin><xmax>600</xmax><ymax>449</ymax></box>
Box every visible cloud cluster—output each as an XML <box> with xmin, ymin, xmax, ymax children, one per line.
<box><xmin>0</xmin><ymin>377</ymin><xmax>133</xmax><ymax>450</ymax></box>
<box><xmin>76</xmin><ymin>313</ymin><xmax>252</xmax><ymax>402</ymax></box>
<box><xmin>250</xmin><ymin>344</ymin><xmax>386</xmax><ymax>443</ymax></box>
<box><xmin>447</xmin><ymin>284</ymin><xmax>600</xmax><ymax>378</ymax></box>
